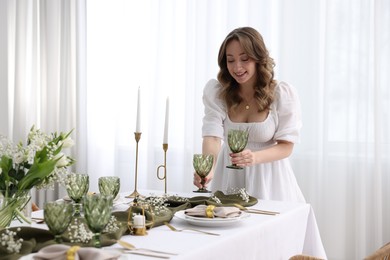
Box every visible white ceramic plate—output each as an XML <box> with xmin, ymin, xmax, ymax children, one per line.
<box><xmin>174</xmin><ymin>210</ymin><xmax>249</xmax><ymax>227</ymax></box>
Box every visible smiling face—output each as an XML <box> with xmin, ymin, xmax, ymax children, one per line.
<box><xmin>217</xmin><ymin>27</ymin><xmax>276</xmax><ymax>112</ymax></box>
<box><xmin>225</xmin><ymin>39</ymin><xmax>257</xmax><ymax>88</ymax></box>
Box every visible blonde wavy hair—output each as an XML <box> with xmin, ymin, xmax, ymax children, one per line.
<box><xmin>217</xmin><ymin>27</ymin><xmax>276</xmax><ymax>112</ymax></box>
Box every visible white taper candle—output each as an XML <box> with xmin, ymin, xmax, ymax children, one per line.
<box><xmin>136</xmin><ymin>87</ymin><xmax>141</xmax><ymax>133</ymax></box>
<box><xmin>163</xmin><ymin>97</ymin><xmax>169</xmax><ymax>144</ymax></box>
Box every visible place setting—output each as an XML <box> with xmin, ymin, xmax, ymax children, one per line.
<box><xmin>174</xmin><ymin>204</ymin><xmax>250</xmax><ymax>228</ymax></box>
<box><xmin>172</xmin><ymin>186</ymin><xmax>278</xmax><ymax>229</ymax></box>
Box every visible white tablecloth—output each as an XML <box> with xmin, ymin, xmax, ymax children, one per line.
<box><xmin>23</xmin><ymin>191</ymin><xmax>327</xmax><ymax>260</ymax></box>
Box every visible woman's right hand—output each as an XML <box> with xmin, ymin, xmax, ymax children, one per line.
<box><xmin>193</xmin><ymin>136</ymin><xmax>220</xmax><ymax>189</ymax></box>
<box><xmin>193</xmin><ymin>172</ymin><xmax>213</xmax><ymax>189</ymax></box>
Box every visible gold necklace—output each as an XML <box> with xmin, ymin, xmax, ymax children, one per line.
<box><xmin>240</xmin><ymin>90</ymin><xmax>255</xmax><ymax>110</ymax></box>
<box><xmin>243</xmin><ymin>97</ymin><xmax>254</xmax><ymax>110</ymax></box>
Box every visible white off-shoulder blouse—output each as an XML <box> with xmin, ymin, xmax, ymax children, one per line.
<box><xmin>202</xmin><ymin>79</ymin><xmax>305</xmax><ymax>202</ymax></box>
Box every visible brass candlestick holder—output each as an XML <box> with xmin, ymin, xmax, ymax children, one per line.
<box><xmin>126</xmin><ymin>132</ymin><xmax>144</xmax><ymax>198</ymax></box>
<box><xmin>127</xmin><ymin>197</ymin><xmax>154</xmax><ymax>235</ymax></box>
<box><xmin>128</xmin><ymin>198</ymin><xmax>147</xmax><ymax>236</ymax></box>
<box><xmin>156</xmin><ymin>143</ymin><xmax>168</xmax><ymax>194</ymax></box>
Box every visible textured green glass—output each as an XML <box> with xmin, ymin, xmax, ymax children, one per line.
<box><xmin>65</xmin><ymin>173</ymin><xmax>89</xmax><ymax>217</ymax></box>
<box><xmin>193</xmin><ymin>154</ymin><xmax>213</xmax><ymax>193</ymax></box>
<box><xmin>83</xmin><ymin>194</ymin><xmax>113</xmax><ymax>248</ymax></box>
<box><xmin>227</xmin><ymin>129</ymin><xmax>249</xmax><ymax>169</ymax></box>
<box><xmin>44</xmin><ymin>201</ymin><xmax>73</xmax><ymax>243</ymax></box>
<box><xmin>98</xmin><ymin>176</ymin><xmax>120</xmax><ymax>198</ymax></box>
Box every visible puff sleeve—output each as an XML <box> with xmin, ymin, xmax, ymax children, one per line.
<box><xmin>273</xmin><ymin>82</ymin><xmax>302</xmax><ymax>143</ymax></box>
<box><xmin>201</xmin><ymin>79</ymin><xmax>227</xmax><ymax>139</ymax></box>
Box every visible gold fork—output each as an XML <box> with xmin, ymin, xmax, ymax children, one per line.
<box><xmin>164</xmin><ymin>222</ymin><xmax>220</xmax><ymax>236</ymax></box>
<box><xmin>233</xmin><ymin>204</ymin><xmax>280</xmax><ymax>215</ymax></box>
<box><xmin>117</xmin><ymin>240</ymin><xmax>178</xmax><ymax>256</ymax></box>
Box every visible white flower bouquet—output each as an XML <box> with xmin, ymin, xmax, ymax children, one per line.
<box><xmin>0</xmin><ymin>126</ymin><xmax>75</xmax><ymax>228</ymax></box>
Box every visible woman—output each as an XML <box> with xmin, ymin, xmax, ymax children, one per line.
<box><xmin>195</xmin><ymin>27</ymin><xmax>305</xmax><ymax>202</ymax></box>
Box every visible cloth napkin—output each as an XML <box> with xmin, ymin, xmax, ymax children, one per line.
<box><xmin>185</xmin><ymin>205</ymin><xmax>241</xmax><ymax>218</ymax></box>
<box><xmin>33</xmin><ymin>244</ymin><xmax>121</xmax><ymax>260</ymax></box>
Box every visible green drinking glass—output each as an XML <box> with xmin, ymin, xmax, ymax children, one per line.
<box><xmin>83</xmin><ymin>194</ymin><xmax>113</xmax><ymax>248</ymax></box>
<box><xmin>65</xmin><ymin>173</ymin><xmax>89</xmax><ymax>217</ymax></box>
<box><xmin>98</xmin><ymin>176</ymin><xmax>120</xmax><ymax>199</ymax></box>
<box><xmin>226</xmin><ymin>129</ymin><xmax>249</xmax><ymax>169</ymax></box>
<box><xmin>193</xmin><ymin>154</ymin><xmax>213</xmax><ymax>193</ymax></box>
<box><xmin>44</xmin><ymin>201</ymin><xmax>73</xmax><ymax>243</ymax></box>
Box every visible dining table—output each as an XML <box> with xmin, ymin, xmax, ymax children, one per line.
<box><xmin>17</xmin><ymin>189</ymin><xmax>327</xmax><ymax>260</ymax></box>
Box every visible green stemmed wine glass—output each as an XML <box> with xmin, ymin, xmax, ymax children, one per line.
<box><xmin>65</xmin><ymin>173</ymin><xmax>89</xmax><ymax>217</ymax></box>
<box><xmin>83</xmin><ymin>194</ymin><xmax>113</xmax><ymax>248</ymax></box>
<box><xmin>226</xmin><ymin>129</ymin><xmax>249</xmax><ymax>169</ymax></box>
<box><xmin>193</xmin><ymin>154</ymin><xmax>213</xmax><ymax>193</ymax></box>
<box><xmin>44</xmin><ymin>201</ymin><xmax>73</xmax><ymax>243</ymax></box>
<box><xmin>98</xmin><ymin>176</ymin><xmax>120</xmax><ymax>199</ymax></box>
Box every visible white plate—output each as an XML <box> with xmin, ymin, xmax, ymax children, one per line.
<box><xmin>175</xmin><ymin>210</ymin><xmax>249</xmax><ymax>227</ymax></box>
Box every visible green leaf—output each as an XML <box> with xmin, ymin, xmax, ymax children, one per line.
<box><xmin>0</xmin><ymin>155</ymin><xmax>13</xmax><ymax>192</ymax></box>
<box><xmin>0</xmin><ymin>155</ymin><xmax>12</xmax><ymax>174</ymax></box>
<box><xmin>34</xmin><ymin>146</ymin><xmax>49</xmax><ymax>164</ymax></box>
<box><xmin>0</xmin><ymin>155</ymin><xmax>12</xmax><ymax>180</ymax></box>
<box><xmin>17</xmin><ymin>158</ymin><xmax>59</xmax><ymax>190</ymax></box>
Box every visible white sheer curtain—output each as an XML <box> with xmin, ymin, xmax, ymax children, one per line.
<box><xmin>1</xmin><ymin>0</ymin><xmax>389</xmax><ymax>259</ymax></box>
<box><xmin>0</xmin><ymin>0</ymin><xmax>84</xmax><ymax>203</ymax></box>
<box><xmin>290</xmin><ymin>1</ymin><xmax>390</xmax><ymax>259</ymax></box>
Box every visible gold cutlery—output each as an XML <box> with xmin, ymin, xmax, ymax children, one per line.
<box><xmin>233</xmin><ymin>204</ymin><xmax>280</xmax><ymax>215</ymax></box>
<box><xmin>117</xmin><ymin>240</ymin><xmax>178</xmax><ymax>256</ymax></box>
<box><xmin>164</xmin><ymin>222</ymin><xmax>220</xmax><ymax>236</ymax></box>
<box><xmin>122</xmin><ymin>251</ymin><xmax>171</xmax><ymax>259</ymax></box>
<box><xmin>106</xmin><ymin>247</ymin><xmax>171</xmax><ymax>259</ymax></box>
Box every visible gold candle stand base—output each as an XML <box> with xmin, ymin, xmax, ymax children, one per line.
<box><xmin>126</xmin><ymin>190</ymin><xmax>143</xmax><ymax>198</ymax></box>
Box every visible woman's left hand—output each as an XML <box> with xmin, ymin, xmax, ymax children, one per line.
<box><xmin>230</xmin><ymin>149</ymin><xmax>255</xmax><ymax>167</ymax></box>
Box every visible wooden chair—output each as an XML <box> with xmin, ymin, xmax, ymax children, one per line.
<box><xmin>32</xmin><ymin>202</ymin><xmax>40</xmax><ymax>211</ymax></box>
<box><xmin>289</xmin><ymin>255</ymin><xmax>324</xmax><ymax>260</ymax></box>
<box><xmin>365</xmin><ymin>242</ymin><xmax>390</xmax><ymax>260</ymax></box>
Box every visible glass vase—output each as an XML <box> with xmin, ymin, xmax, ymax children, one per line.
<box><xmin>0</xmin><ymin>190</ymin><xmax>32</xmax><ymax>228</ymax></box>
